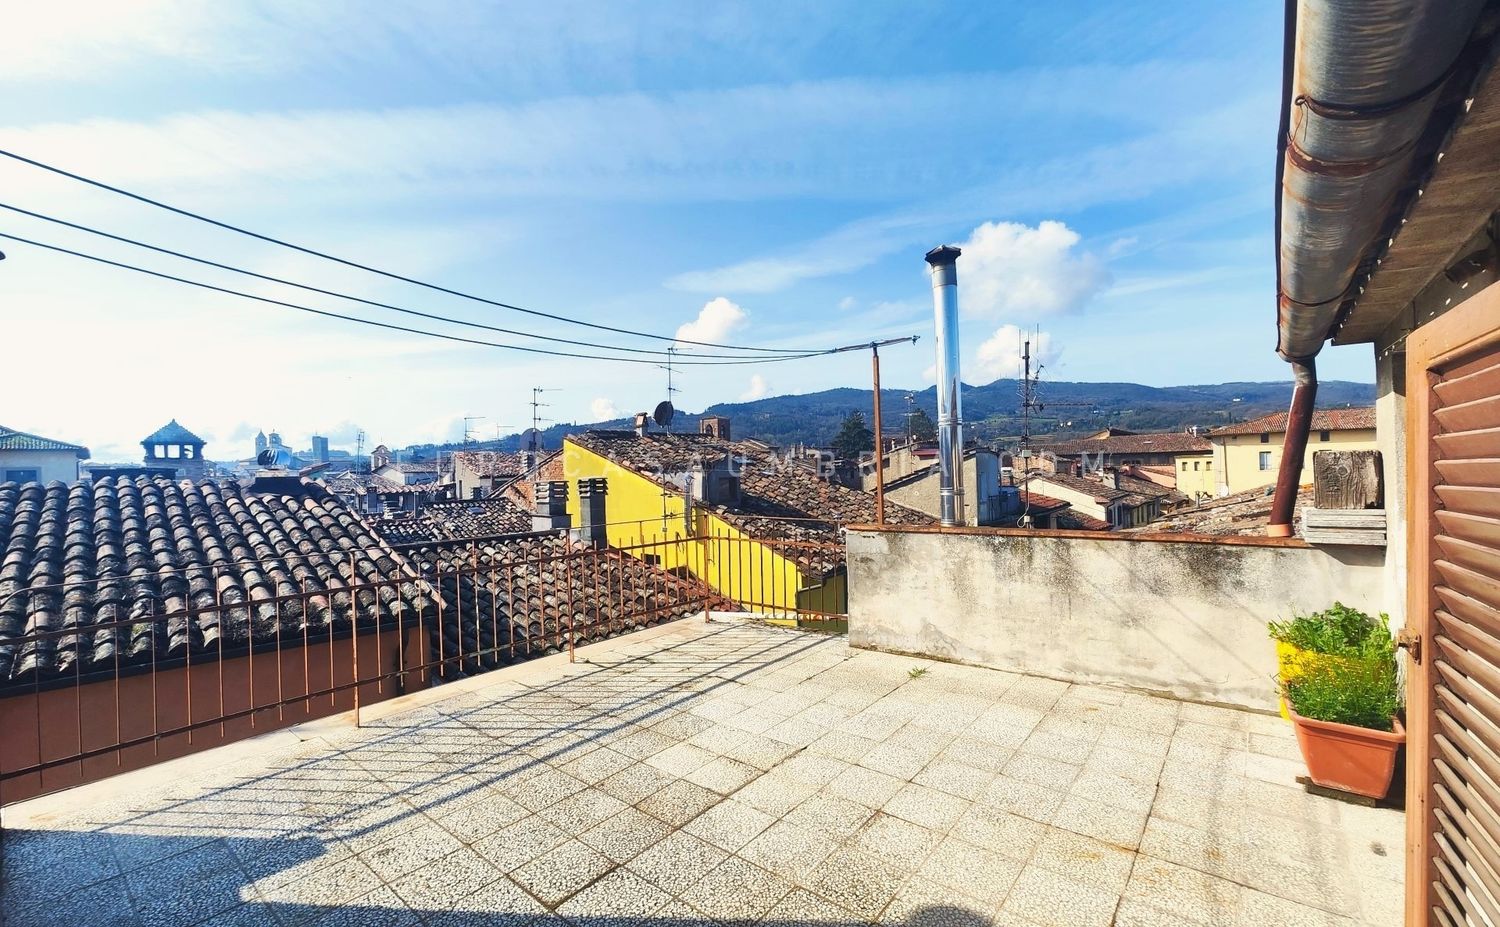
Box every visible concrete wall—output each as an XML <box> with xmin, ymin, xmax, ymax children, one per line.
<box><xmin>885</xmin><ymin>453</ymin><xmax>992</xmax><ymax>526</ymax></box>
<box><xmin>1374</xmin><ymin>342</ymin><xmax>1407</xmax><ymax>625</ymax></box>
<box><xmin>847</xmin><ymin>527</ymin><xmax>1386</xmax><ymax>711</ymax></box>
<box><xmin>0</xmin><ymin>449</ymin><xmax>82</xmax><ymax>484</ymax></box>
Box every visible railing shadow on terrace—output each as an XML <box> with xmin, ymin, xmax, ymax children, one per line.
<box><xmin>0</xmin><ymin>529</ymin><xmax>846</xmax><ymax>803</ymax></box>
<box><xmin>0</xmin><ymin>621</ymin><xmax>984</xmax><ymax>925</ymax></box>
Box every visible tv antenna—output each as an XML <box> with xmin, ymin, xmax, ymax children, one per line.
<box><xmin>462</xmin><ymin>415</ymin><xmax>485</xmax><ymax>445</ymax></box>
<box><xmin>655</xmin><ymin>348</ymin><xmax>681</xmax><ymax>431</ymax></box>
<box><xmin>355</xmin><ymin>430</ymin><xmax>366</xmax><ymax>473</ymax></box>
<box><xmin>529</xmin><ymin>387</ymin><xmax>554</xmax><ymax>452</ymax></box>
<box><xmin>1016</xmin><ymin>326</ymin><xmax>1047</xmax><ymax>478</ymax></box>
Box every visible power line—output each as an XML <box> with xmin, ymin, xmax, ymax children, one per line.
<box><xmin>0</xmin><ymin>202</ymin><xmax>809</xmax><ymax>361</ymax></box>
<box><xmin>0</xmin><ymin>231</ymin><xmax>835</xmax><ymax>367</ymax></box>
<box><xmin>0</xmin><ymin>148</ymin><xmax>810</xmax><ymax>354</ymax></box>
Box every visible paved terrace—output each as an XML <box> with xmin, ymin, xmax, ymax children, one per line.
<box><xmin>0</xmin><ymin>617</ymin><xmax>1401</xmax><ymax>926</ymax></box>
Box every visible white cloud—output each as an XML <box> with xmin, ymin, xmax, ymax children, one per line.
<box><xmin>838</xmin><ymin>296</ymin><xmax>857</xmax><ymax>311</ymax></box>
<box><xmin>921</xmin><ymin>364</ymin><xmax>937</xmax><ymax>382</ymax></box>
<box><xmin>675</xmin><ymin>297</ymin><xmax>747</xmax><ymax>348</ymax></box>
<box><xmin>740</xmin><ymin>374</ymin><xmax>770</xmax><ymax>401</ymax></box>
<box><xmin>975</xmin><ymin>325</ymin><xmax>1060</xmax><ymax>380</ymax></box>
<box><xmin>957</xmin><ymin>221</ymin><xmax>1108</xmax><ymax>319</ymax></box>
<box><xmin>590</xmin><ymin>397</ymin><xmax>620</xmax><ymax>421</ymax></box>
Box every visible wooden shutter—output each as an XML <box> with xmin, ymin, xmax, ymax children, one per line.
<box><xmin>1409</xmin><ymin>284</ymin><xmax>1500</xmax><ymax>925</ymax></box>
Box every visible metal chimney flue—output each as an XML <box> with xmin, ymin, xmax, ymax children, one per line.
<box><xmin>926</xmin><ymin>245</ymin><xmax>964</xmax><ymax>526</ymax></box>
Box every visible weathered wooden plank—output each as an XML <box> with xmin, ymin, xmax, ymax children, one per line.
<box><xmin>1313</xmin><ymin>450</ymin><xmax>1384</xmax><ymax>509</ymax></box>
<box><xmin>1304</xmin><ymin>508</ymin><xmax>1389</xmax><ymax>528</ymax></box>
<box><xmin>1303</xmin><ymin>526</ymin><xmax>1388</xmax><ymax>546</ymax></box>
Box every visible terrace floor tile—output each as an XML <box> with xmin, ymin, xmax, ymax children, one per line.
<box><xmin>0</xmin><ymin>618</ymin><xmax>1403</xmax><ymax>927</ymax></box>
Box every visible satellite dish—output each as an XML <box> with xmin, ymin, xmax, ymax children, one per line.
<box><xmin>653</xmin><ymin>401</ymin><xmax>675</xmax><ymax>428</ymax></box>
<box><xmin>520</xmin><ymin>428</ymin><xmax>542</xmax><ymax>452</ymax></box>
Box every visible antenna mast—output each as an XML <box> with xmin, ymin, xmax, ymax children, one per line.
<box><xmin>656</xmin><ymin>347</ymin><xmax>681</xmax><ymax>433</ymax></box>
<box><xmin>529</xmin><ymin>388</ymin><xmax>554</xmax><ymax>453</ymax></box>
<box><xmin>462</xmin><ymin>415</ymin><xmax>485</xmax><ymax>445</ymax></box>
<box><xmin>355</xmin><ymin>430</ymin><xmax>366</xmax><ymax>473</ymax></box>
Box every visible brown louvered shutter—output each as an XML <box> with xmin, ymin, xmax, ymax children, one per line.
<box><xmin>1409</xmin><ymin>287</ymin><xmax>1500</xmax><ymax>926</ymax></box>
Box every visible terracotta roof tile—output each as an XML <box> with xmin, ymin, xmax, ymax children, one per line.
<box><xmin>0</xmin><ymin>476</ymin><xmax>431</xmax><ymax>686</ymax></box>
<box><xmin>373</xmin><ymin>498</ymin><xmax>533</xmax><ymax>545</ymax></box>
<box><xmin>1209</xmin><ymin>407</ymin><xmax>1376</xmax><ymax>437</ymax></box>
<box><xmin>1052</xmin><ymin>510</ymin><xmax>1112</xmax><ymax>531</ymax></box>
<box><xmin>568</xmin><ymin>430</ymin><xmax>935</xmax><ymax>574</ymax></box>
<box><xmin>397</xmin><ymin>534</ymin><xmax>724</xmax><ymax>674</ymax></box>
<box><xmin>1038</xmin><ymin>432</ymin><xmax>1211</xmax><ymax>456</ymax></box>
<box><xmin>452</xmin><ymin>450</ymin><xmax>529</xmax><ymax>478</ymax></box>
<box><xmin>0</xmin><ymin>426</ymin><xmax>89</xmax><ymax>457</ymax></box>
<box><xmin>140</xmin><ymin>419</ymin><xmax>205</xmax><ymax>446</ymax></box>
<box><xmin>1124</xmin><ymin>485</ymin><xmax>1315</xmax><ymax>536</ymax></box>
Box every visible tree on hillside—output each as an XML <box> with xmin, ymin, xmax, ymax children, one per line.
<box><xmin>831</xmin><ymin>411</ymin><xmax>874</xmax><ymax>460</ymax></box>
<box><xmin>907</xmin><ymin>408</ymin><xmax>937</xmax><ymax>443</ymax></box>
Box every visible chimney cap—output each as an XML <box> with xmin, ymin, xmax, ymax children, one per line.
<box><xmin>924</xmin><ymin>245</ymin><xmax>962</xmax><ymax>267</ymax></box>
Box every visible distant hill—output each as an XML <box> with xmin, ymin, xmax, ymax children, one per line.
<box><xmin>397</xmin><ymin>378</ymin><xmax>1376</xmax><ymax>459</ymax></box>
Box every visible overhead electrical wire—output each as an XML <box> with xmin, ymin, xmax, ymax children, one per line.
<box><xmin>0</xmin><ymin>202</ymin><xmax>803</xmax><ymax>361</ymax></box>
<box><xmin>0</xmin><ymin>231</ymin><xmax>836</xmax><ymax>367</ymax></box>
<box><xmin>0</xmin><ymin>148</ymin><xmax>810</xmax><ymax>354</ymax></box>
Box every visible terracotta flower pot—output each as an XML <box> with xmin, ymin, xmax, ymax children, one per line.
<box><xmin>1288</xmin><ymin>708</ymin><xmax>1405</xmax><ymax>799</ymax></box>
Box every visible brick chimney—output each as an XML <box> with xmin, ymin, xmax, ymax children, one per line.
<box><xmin>532</xmin><ymin>480</ymin><xmax>571</xmax><ymax>532</ymax></box>
<box><xmin>633</xmin><ymin>412</ymin><xmax>650</xmax><ymax>437</ymax></box>
<box><xmin>575</xmin><ymin>478</ymin><xmax>608</xmax><ymax>548</ymax></box>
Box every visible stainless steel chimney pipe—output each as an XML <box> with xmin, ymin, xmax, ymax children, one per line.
<box><xmin>926</xmin><ymin>245</ymin><xmax>964</xmax><ymax>526</ymax></box>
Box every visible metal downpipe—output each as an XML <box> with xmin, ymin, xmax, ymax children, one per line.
<box><xmin>1268</xmin><ymin>358</ymin><xmax>1317</xmax><ymax>537</ymax></box>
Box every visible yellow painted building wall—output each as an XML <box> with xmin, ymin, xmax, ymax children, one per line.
<box><xmin>1212</xmin><ymin>428</ymin><xmax>1377</xmax><ymax>495</ymax></box>
<box><xmin>1173</xmin><ymin>453</ymin><xmax>1216</xmax><ymax>500</ymax></box>
<box><xmin>562</xmin><ymin>439</ymin><xmax>831</xmax><ymax>613</ymax></box>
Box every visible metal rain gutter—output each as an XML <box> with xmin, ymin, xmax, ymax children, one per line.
<box><xmin>1277</xmin><ymin>0</ymin><xmax>1487</xmax><ymax>362</ymax></box>
<box><xmin>926</xmin><ymin>245</ymin><xmax>964</xmax><ymax>527</ymax></box>
<box><xmin>1269</xmin><ymin>0</ymin><xmax>1488</xmax><ymax>534</ymax></box>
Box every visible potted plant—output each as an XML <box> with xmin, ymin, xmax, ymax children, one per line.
<box><xmin>1268</xmin><ymin>603</ymin><xmax>1389</xmax><ymax>720</ymax></box>
<box><xmin>1280</xmin><ymin>637</ymin><xmax>1405</xmax><ymax>799</ymax></box>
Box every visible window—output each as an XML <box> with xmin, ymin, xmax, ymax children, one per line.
<box><xmin>1319</xmin><ymin>430</ymin><xmax>1331</xmax><ymax>442</ymax></box>
<box><xmin>1259</xmin><ymin>451</ymin><xmax>1273</xmax><ymax>470</ymax></box>
<box><xmin>1206</xmin><ymin>461</ymin><xmax>1213</xmax><ymax>470</ymax></box>
<box><xmin>4</xmin><ymin>469</ymin><xmax>39</xmax><ymax>483</ymax></box>
<box><xmin>1259</xmin><ymin>433</ymin><xmax>1270</xmax><ymax>443</ymax></box>
<box><xmin>1193</xmin><ymin>462</ymin><xmax>1201</xmax><ymax>471</ymax></box>
<box><xmin>1181</xmin><ymin>462</ymin><xmax>1189</xmax><ymax>471</ymax></box>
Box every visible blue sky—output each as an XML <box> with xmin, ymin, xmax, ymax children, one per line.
<box><xmin>0</xmin><ymin>1</ymin><xmax>1374</xmax><ymax>461</ymax></box>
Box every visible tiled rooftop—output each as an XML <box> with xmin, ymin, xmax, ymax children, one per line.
<box><xmin>0</xmin><ymin>426</ymin><xmax>89</xmax><ymax>457</ymax></box>
<box><xmin>452</xmin><ymin>451</ymin><xmax>530</xmax><ymax>479</ymax></box>
<box><xmin>374</xmin><ymin>498</ymin><xmax>534</xmax><ymax>545</ymax></box>
<box><xmin>398</xmin><ymin>535</ymin><xmax>719</xmax><ymax>676</ymax></box>
<box><xmin>1127</xmin><ymin>486</ymin><xmax>1316</xmax><ymax>537</ymax></box>
<box><xmin>1037</xmin><ymin>432</ymin><xmax>1211</xmax><ymax>457</ymax></box>
<box><xmin>140</xmin><ymin>419</ymin><xmax>206</xmax><ymax>447</ymax></box>
<box><xmin>0</xmin><ymin>618</ymin><xmax>1401</xmax><ymax>927</ymax></box>
<box><xmin>567</xmin><ymin>431</ymin><xmax>933</xmax><ymax>569</ymax></box>
<box><xmin>0</xmin><ymin>477</ymin><xmax>428</xmax><ymax>686</ymax></box>
<box><xmin>1210</xmin><ymin>407</ymin><xmax>1377</xmax><ymax>436</ymax></box>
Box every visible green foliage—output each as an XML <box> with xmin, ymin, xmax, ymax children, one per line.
<box><xmin>831</xmin><ymin>410</ymin><xmax>874</xmax><ymax>461</ymax></box>
<box><xmin>908</xmin><ymin>666</ymin><xmax>929</xmax><ymax>679</ymax></box>
<box><xmin>1268</xmin><ymin>602</ymin><xmax>1394</xmax><ymax>661</ymax></box>
<box><xmin>1282</xmin><ymin>657</ymin><xmax>1401</xmax><ymax>732</ymax></box>
<box><xmin>907</xmin><ymin>409</ymin><xmax>937</xmax><ymax>443</ymax></box>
